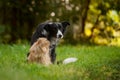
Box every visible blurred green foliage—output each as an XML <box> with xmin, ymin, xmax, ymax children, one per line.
<box><xmin>0</xmin><ymin>0</ymin><xmax>120</xmax><ymax>46</ymax></box>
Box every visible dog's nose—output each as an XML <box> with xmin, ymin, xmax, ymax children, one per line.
<box><xmin>58</xmin><ymin>34</ymin><xmax>62</xmax><ymax>38</ymax></box>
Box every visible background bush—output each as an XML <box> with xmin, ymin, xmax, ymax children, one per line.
<box><xmin>0</xmin><ymin>0</ymin><xmax>120</xmax><ymax>46</ymax></box>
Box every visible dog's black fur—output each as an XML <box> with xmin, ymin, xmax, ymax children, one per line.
<box><xmin>28</xmin><ymin>21</ymin><xmax>70</xmax><ymax>63</ymax></box>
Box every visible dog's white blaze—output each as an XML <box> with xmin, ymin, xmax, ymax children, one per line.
<box><xmin>57</xmin><ymin>30</ymin><xmax>63</xmax><ymax>38</ymax></box>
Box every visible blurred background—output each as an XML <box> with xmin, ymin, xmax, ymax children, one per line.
<box><xmin>0</xmin><ymin>0</ymin><xmax>120</xmax><ymax>46</ymax></box>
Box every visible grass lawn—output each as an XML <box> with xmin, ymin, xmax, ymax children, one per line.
<box><xmin>0</xmin><ymin>44</ymin><xmax>120</xmax><ymax>80</ymax></box>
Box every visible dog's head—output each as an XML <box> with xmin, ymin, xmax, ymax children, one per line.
<box><xmin>42</xmin><ymin>21</ymin><xmax>70</xmax><ymax>39</ymax></box>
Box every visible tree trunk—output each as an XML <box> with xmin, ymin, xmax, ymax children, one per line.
<box><xmin>10</xmin><ymin>7</ymin><xmax>18</xmax><ymax>42</ymax></box>
<box><xmin>81</xmin><ymin>0</ymin><xmax>91</xmax><ymax>33</ymax></box>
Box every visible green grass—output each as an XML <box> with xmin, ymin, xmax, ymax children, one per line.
<box><xmin>0</xmin><ymin>44</ymin><xmax>120</xmax><ymax>80</ymax></box>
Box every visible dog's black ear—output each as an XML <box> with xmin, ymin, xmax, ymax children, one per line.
<box><xmin>61</xmin><ymin>21</ymin><xmax>70</xmax><ymax>34</ymax></box>
<box><xmin>41</xmin><ymin>24</ymin><xmax>50</xmax><ymax>36</ymax></box>
<box><xmin>61</xmin><ymin>21</ymin><xmax>70</xmax><ymax>28</ymax></box>
<box><xmin>43</xmin><ymin>24</ymin><xmax>49</xmax><ymax>31</ymax></box>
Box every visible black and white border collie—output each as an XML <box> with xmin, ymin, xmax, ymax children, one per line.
<box><xmin>28</xmin><ymin>21</ymin><xmax>70</xmax><ymax>63</ymax></box>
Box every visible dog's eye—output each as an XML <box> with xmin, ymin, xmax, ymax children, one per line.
<box><xmin>57</xmin><ymin>25</ymin><xmax>60</xmax><ymax>28</ymax></box>
<box><xmin>58</xmin><ymin>26</ymin><xmax>61</xmax><ymax>29</ymax></box>
<box><xmin>58</xmin><ymin>25</ymin><xmax>62</xmax><ymax>30</ymax></box>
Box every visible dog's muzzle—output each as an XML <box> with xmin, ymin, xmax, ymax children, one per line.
<box><xmin>57</xmin><ymin>30</ymin><xmax>63</xmax><ymax>38</ymax></box>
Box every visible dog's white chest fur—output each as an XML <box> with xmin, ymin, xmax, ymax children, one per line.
<box><xmin>50</xmin><ymin>38</ymin><xmax>59</xmax><ymax>46</ymax></box>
